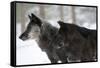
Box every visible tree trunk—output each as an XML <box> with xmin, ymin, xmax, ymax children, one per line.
<box><xmin>39</xmin><ymin>5</ymin><xmax>45</xmax><ymax>20</ymax></box>
<box><xmin>20</xmin><ymin>4</ymin><xmax>26</xmax><ymax>33</ymax></box>
<box><xmin>70</xmin><ymin>6</ymin><xmax>76</xmax><ymax>23</ymax></box>
<box><xmin>59</xmin><ymin>6</ymin><xmax>64</xmax><ymax>21</ymax></box>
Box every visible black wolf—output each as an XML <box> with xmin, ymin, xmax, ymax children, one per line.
<box><xmin>19</xmin><ymin>13</ymin><xmax>62</xmax><ymax>63</ymax></box>
<box><xmin>51</xmin><ymin>21</ymin><xmax>97</xmax><ymax>62</ymax></box>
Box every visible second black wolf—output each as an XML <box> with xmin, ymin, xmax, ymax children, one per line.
<box><xmin>51</xmin><ymin>21</ymin><xmax>97</xmax><ymax>62</ymax></box>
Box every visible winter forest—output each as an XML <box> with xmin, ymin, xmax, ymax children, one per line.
<box><xmin>16</xmin><ymin>3</ymin><xmax>97</xmax><ymax>65</ymax></box>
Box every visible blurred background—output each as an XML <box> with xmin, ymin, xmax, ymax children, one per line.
<box><xmin>16</xmin><ymin>3</ymin><xmax>97</xmax><ymax>65</ymax></box>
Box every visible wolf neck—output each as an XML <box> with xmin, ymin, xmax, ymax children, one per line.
<box><xmin>38</xmin><ymin>21</ymin><xmax>59</xmax><ymax>51</ymax></box>
<box><xmin>40</xmin><ymin>21</ymin><xmax>59</xmax><ymax>39</ymax></box>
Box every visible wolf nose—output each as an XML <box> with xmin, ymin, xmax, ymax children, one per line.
<box><xmin>19</xmin><ymin>35</ymin><xmax>26</xmax><ymax>41</ymax></box>
<box><xmin>19</xmin><ymin>35</ymin><xmax>23</xmax><ymax>40</ymax></box>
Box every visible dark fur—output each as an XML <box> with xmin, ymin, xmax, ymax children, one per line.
<box><xmin>53</xmin><ymin>21</ymin><xmax>97</xmax><ymax>62</ymax></box>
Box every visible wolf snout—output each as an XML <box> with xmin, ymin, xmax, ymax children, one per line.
<box><xmin>19</xmin><ymin>34</ymin><xmax>28</xmax><ymax>41</ymax></box>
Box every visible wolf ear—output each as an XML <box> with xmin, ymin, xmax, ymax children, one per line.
<box><xmin>31</xmin><ymin>13</ymin><xmax>34</xmax><ymax>17</ymax></box>
<box><xmin>57</xmin><ymin>21</ymin><xmax>64</xmax><ymax>26</ymax></box>
<box><xmin>31</xmin><ymin>13</ymin><xmax>37</xmax><ymax>18</ymax></box>
<box><xmin>57</xmin><ymin>20</ymin><xmax>68</xmax><ymax>29</ymax></box>
<box><xmin>28</xmin><ymin>15</ymin><xmax>32</xmax><ymax>20</ymax></box>
<box><xmin>31</xmin><ymin>13</ymin><xmax>39</xmax><ymax>19</ymax></box>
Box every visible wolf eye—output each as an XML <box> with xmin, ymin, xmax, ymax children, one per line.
<box><xmin>24</xmin><ymin>33</ymin><xmax>28</xmax><ymax>37</ymax></box>
<box><xmin>56</xmin><ymin>42</ymin><xmax>64</xmax><ymax>49</ymax></box>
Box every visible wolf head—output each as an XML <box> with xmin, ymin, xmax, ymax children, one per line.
<box><xmin>19</xmin><ymin>13</ymin><xmax>42</xmax><ymax>41</ymax></box>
